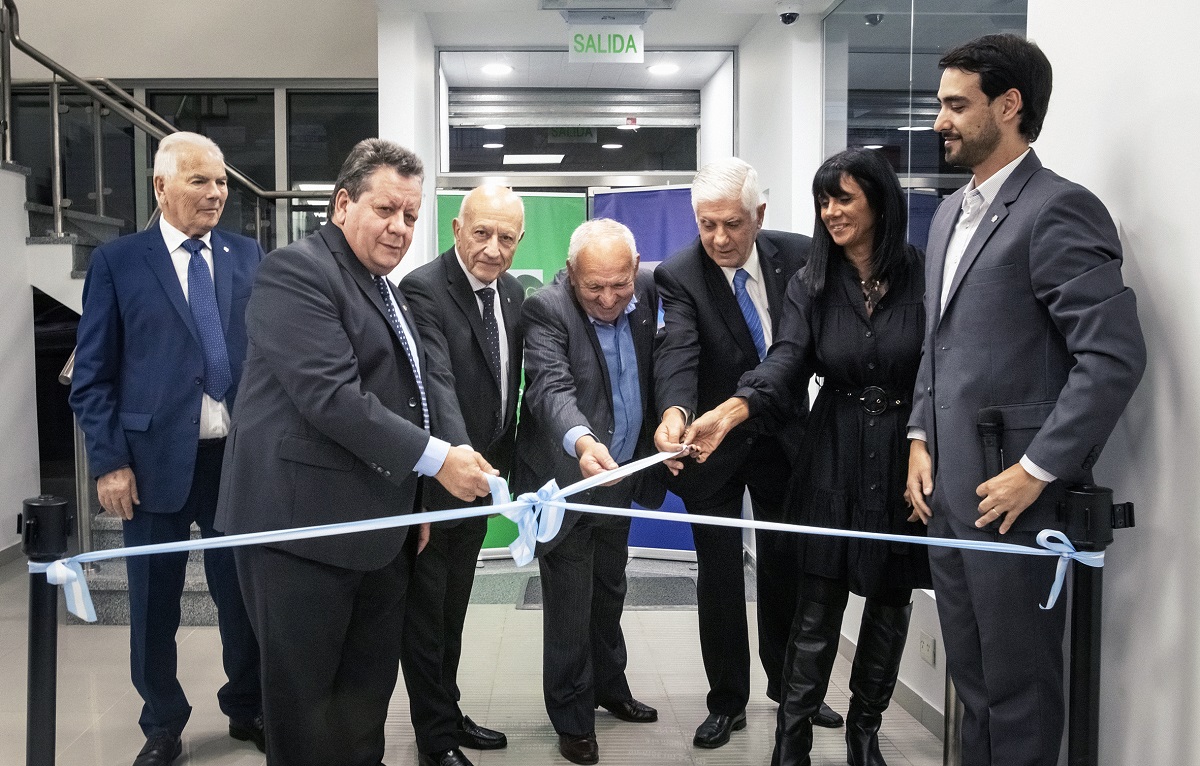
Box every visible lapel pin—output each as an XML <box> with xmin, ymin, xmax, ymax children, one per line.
<box><xmin>991</xmin><ymin>215</ymin><xmax>998</xmax><ymax>223</ymax></box>
<box><xmin>223</xmin><ymin>246</ymin><xmax>230</xmax><ymax>252</ymax></box>
<box><xmin>775</xmin><ymin>267</ymin><xmax>781</xmax><ymax>273</ymax></box>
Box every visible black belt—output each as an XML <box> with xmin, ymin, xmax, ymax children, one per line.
<box><xmin>828</xmin><ymin>385</ymin><xmax>908</xmax><ymax>415</ymax></box>
<box><xmin>199</xmin><ymin>437</ymin><xmax>227</xmax><ymax>447</ymax></box>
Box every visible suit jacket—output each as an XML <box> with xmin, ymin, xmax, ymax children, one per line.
<box><xmin>653</xmin><ymin>229</ymin><xmax>810</xmax><ymax>501</ymax></box>
<box><xmin>909</xmin><ymin>150</ymin><xmax>1146</xmax><ymax>530</ymax></box>
<box><xmin>215</xmin><ymin>224</ymin><xmax>468</xmax><ymax>570</ymax></box>
<box><xmin>70</xmin><ymin>226</ymin><xmax>263</xmax><ymax>514</ymax></box>
<box><xmin>513</xmin><ymin>268</ymin><xmax>665</xmax><ymax>550</ymax></box>
<box><xmin>400</xmin><ymin>248</ymin><xmax>524</xmax><ymax>514</ymax></box>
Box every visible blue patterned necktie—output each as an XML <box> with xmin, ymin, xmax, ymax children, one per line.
<box><xmin>374</xmin><ymin>275</ymin><xmax>429</xmax><ymax>429</ymax></box>
<box><xmin>181</xmin><ymin>238</ymin><xmax>231</xmax><ymax>401</ymax></box>
<box><xmin>476</xmin><ymin>287</ymin><xmax>502</xmax><ymax>385</ymax></box>
<box><xmin>733</xmin><ymin>268</ymin><xmax>767</xmax><ymax>362</ymax></box>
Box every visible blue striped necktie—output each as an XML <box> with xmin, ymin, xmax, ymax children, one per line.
<box><xmin>181</xmin><ymin>238</ymin><xmax>231</xmax><ymax>401</ymax></box>
<box><xmin>733</xmin><ymin>268</ymin><xmax>767</xmax><ymax>361</ymax></box>
<box><xmin>374</xmin><ymin>275</ymin><xmax>429</xmax><ymax>429</ymax></box>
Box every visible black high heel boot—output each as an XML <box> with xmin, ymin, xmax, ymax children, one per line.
<box><xmin>771</xmin><ymin>598</ymin><xmax>845</xmax><ymax>766</ymax></box>
<box><xmin>845</xmin><ymin>600</ymin><xmax>913</xmax><ymax>766</ymax></box>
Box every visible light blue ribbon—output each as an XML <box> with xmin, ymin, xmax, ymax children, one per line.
<box><xmin>29</xmin><ymin>449</ymin><xmax>1102</xmax><ymax>620</ymax></box>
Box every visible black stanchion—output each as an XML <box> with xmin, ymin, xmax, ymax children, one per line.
<box><xmin>21</xmin><ymin>495</ymin><xmax>72</xmax><ymax>766</ymax></box>
<box><xmin>1061</xmin><ymin>485</ymin><xmax>1134</xmax><ymax>766</ymax></box>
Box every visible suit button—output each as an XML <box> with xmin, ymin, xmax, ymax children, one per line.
<box><xmin>195</xmin><ymin>378</ymin><xmax>202</xmax><ymax>386</ymax></box>
<box><xmin>867</xmin><ymin>419</ymin><xmax>875</xmax><ymax>427</ymax></box>
<box><xmin>940</xmin><ymin>346</ymin><xmax>949</xmax><ymax>351</ymax></box>
<box><xmin>607</xmin><ymin>428</ymin><xmax>614</xmax><ymax>434</ymax></box>
<box><xmin>939</xmin><ymin>404</ymin><xmax>949</xmax><ymax>410</ymax></box>
<box><xmin>870</xmin><ymin>483</ymin><xmax>878</xmax><ymax>491</ymax></box>
<box><xmin>408</xmin><ymin>397</ymin><xmax>417</xmax><ymax>408</ymax></box>
<box><xmin>867</xmin><ymin>362</ymin><xmax>876</xmax><ymax>370</ymax></box>
<box><xmin>868</xmin><ymin>451</ymin><xmax>876</xmax><ymax>459</ymax></box>
<box><xmin>384</xmin><ymin>470</ymin><xmax>391</xmax><ymax>477</ymax></box>
<box><xmin>926</xmin><ymin>387</ymin><xmax>932</xmax><ymax>394</ymax></box>
<box><xmin>865</xmin><ymin>330</ymin><xmax>873</xmax><ymax>338</ymax></box>
<box><xmin>192</xmin><ymin>417</ymin><xmax>199</xmax><ymax>424</ymax></box>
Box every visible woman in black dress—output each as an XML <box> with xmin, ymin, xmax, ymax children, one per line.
<box><xmin>686</xmin><ymin>148</ymin><xmax>930</xmax><ymax>766</ymax></box>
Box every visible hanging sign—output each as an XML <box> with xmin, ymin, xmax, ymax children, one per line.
<box><xmin>568</xmin><ymin>25</ymin><xmax>644</xmax><ymax>63</ymax></box>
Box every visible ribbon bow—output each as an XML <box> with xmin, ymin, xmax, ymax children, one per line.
<box><xmin>502</xmin><ymin>480</ymin><xmax>566</xmax><ymax>566</ymax></box>
<box><xmin>1035</xmin><ymin>529</ymin><xmax>1105</xmax><ymax>610</ymax></box>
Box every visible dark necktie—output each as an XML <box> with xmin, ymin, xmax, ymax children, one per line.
<box><xmin>733</xmin><ymin>267</ymin><xmax>767</xmax><ymax>361</ymax></box>
<box><xmin>476</xmin><ymin>287</ymin><xmax>502</xmax><ymax>385</ymax></box>
<box><xmin>181</xmin><ymin>238</ymin><xmax>231</xmax><ymax>401</ymax></box>
<box><xmin>374</xmin><ymin>275</ymin><xmax>429</xmax><ymax>429</ymax></box>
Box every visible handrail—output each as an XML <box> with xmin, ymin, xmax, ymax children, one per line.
<box><xmin>0</xmin><ymin>0</ymin><xmax>324</xmax><ymax>203</ymax></box>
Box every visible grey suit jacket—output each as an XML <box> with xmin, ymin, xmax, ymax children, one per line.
<box><xmin>909</xmin><ymin>150</ymin><xmax>1146</xmax><ymax>530</ymax></box>
<box><xmin>215</xmin><ymin>224</ymin><xmax>468</xmax><ymax>569</ymax></box>
<box><xmin>513</xmin><ymin>268</ymin><xmax>665</xmax><ymax>551</ymax></box>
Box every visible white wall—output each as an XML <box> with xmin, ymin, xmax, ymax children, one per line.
<box><xmin>736</xmin><ymin>14</ymin><xmax>824</xmax><ymax>236</ymax></box>
<box><xmin>1028</xmin><ymin>1</ymin><xmax>1200</xmax><ymax>763</ymax></box>
<box><xmin>376</xmin><ymin>3</ymin><xmax>439</xmax><ymax>278</ymax></box>
<box><xmin>699</xmin><ymin>53</ymin><xmax>735</xmax><ymax>165</ymax></box>
<box><xmin>0</xmin><ymin>170</ymin><xmax>46</xmax><ymax>555</ymax></box>
<box><xmin>8</xmin><ymin>0</ymin><xmax>377</xmax><ymax>79</ymax></box>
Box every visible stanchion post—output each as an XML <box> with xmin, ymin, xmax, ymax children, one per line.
<box><xmin>21</xmin><ymin>495</ymin><xmax>72</xmax><ymax>766</ymax></box>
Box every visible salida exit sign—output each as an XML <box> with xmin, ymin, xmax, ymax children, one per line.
<box><xmin>568</xmin><ymin>25</ymin><xmax>644</xmax><ymax>63</ymax></box>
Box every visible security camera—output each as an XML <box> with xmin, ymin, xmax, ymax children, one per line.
<box><xmin>776</xmin><ymin>0</ymin><xmax>801</xmax><ymax>25</ymax></box>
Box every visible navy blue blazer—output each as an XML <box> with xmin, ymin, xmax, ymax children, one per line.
<box><xmin>70</xmin><ymin>225</ymin><xmax>264</xmax><ymax>515</ymax></box>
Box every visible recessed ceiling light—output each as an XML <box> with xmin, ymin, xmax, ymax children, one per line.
<box><xmin>482</xmin><ymin>124</ymin><xmax>506</xmax><ymax>131</ymax></box>
<box><xmin>897</xmin><ymin>126</ymin><xmax>934</xmax><ymax>131</ymax></box>
<box><xmin>481</xmin><ymin>63</ymin><xmax>513</xmax><ymax>76</ymax></box>
<box><xmin>503</xmin><ymin>154</ymin><xmax>565</xmax><ymax>165</ymax></box>
<box><xmin>602</xmin><ymin>143</ymin><xmax>623</xmax><ymax>149</ymax></box>
<box><xmin>296</xmin><ymin>182</ymin><xmax>335</xmax><ymax>192</ymax></box>
<box><xmin>617</xmin><ymin>124</ymin><xmax>639</xmax><ymax>131</ymax></box>
<box><xmin>647</xmin><ymin>63</ymin><xmax>679</xmax><ymax>76</ymax></box>
<box><xmin>482</xmin><ymin>143</ymin><xmax>504</xmax><ymax>149</ymax></box>
<box><xmin>863</xmin><ymin>144</ymin><xmax>884</xmax><ymax>149</ymax></box>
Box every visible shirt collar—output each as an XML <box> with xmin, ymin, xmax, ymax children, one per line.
<box><xmin>968</xmin><ymin>147</ymin><xmax>1031</xmax><ymax>208</ymax></box>
<box><xmin>720</xmin><ymin>242</ymin><xmax>762</xmax><ymax>285</ymax></box>
<box><xmin>454</xmin><ymin>248</ymin><xmax>497</xmax><ymax>293</ymax></box>
<box><xmin>159</xmin><ymin>216</ymin><xmax>213</xmax><ymax>253</ymax></box>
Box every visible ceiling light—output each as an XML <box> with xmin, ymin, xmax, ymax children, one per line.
<box><xmin>482</xmin><ymin>124</ymin><xmax>506</xmax><ymax>131</ymax></box>
<box><xmin>483</xmin><ymin>143</ymin><xmax>504</xmax><ymax>149</ymax></box>
<box><xmin>897</xmin><ymin>126</ymin><xmax>934</xmax><ymax>131</ymax></box>
<box><xmin>602</xmin><ymin>143</ymin><xmax>623</xmax><ymax>149</ymax></box>
<box><xmin>864</xmin><ymin>13</ymin><xmax>884</xmax><ymax>26</ymax></box>
<box><xmin>863</xmin><ymin>144</ymin><xmax>884</xmax><ymax>149</ymax></box>
<box><xmin>481</xmin><ymin>63</ymin><xmax>513</xmax><ymax>76</ymax></box>
<box><xmin>296</xmin><ymin>182</ymin><xmax>334</xmax><ymax>192</ymax></box>
<box><xmin>647</xmin><ymin>63</ymin><xmax>679</xmax><ymax>76</ymax></box>
<box><xmin>618</xmin><ymin>124</ymin><xmax>638</xmax><ymax>131</ymax></box>
<box><xmin>503</xmin><ymin>154</ymin><xmax>566</xmax><ymax>165</ymax></box>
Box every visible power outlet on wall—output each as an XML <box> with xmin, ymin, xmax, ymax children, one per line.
<box><xmin>919</xmin><ymin>632</ymin><xmax>937</xmax><ymax>667</ymax></box>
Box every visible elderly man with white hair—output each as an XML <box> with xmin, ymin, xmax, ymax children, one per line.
<box><xmin>71</xmin><ymin>132</ymin><xmax>265</xmax><ymax>766</ymax></box>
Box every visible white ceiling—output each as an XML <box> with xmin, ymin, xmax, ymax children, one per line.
<box><xmin>440</xmin><ymin>50</ymin><xmax>732</xmax><ymax>89</ymax></box>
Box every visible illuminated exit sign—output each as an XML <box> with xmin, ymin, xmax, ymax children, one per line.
<box><xmin>568</xmin><ymin>25</ymin><xmax>644</xmax><ymax>63</ymax></box>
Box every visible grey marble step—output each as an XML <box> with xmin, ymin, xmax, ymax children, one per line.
<box><xmin>90</xmin><ymin>512</ymin><xmax>204</xmax><ymax>562</ymax></box>
<box><xmin>66</xmin><ymin>557</ymin><xmax>218</xmax><ymax>626</ymax></box>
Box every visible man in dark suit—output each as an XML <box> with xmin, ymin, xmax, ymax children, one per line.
<box><xmin>70</xmin><ymin>132</ymin><xmax>264</xmax><ymax>766</ymax></box>
<box><xmin>905</xmin><ymin>35</ymin><xmax>1145</xmax><ymax>765</ymax></box>
<box><xmin>514</xmin><ymin>219</ymin><xmax>664</xmax><ymax>765</ymax></box>
<box><xmin>398</xmin><ymin>184</ymin><xmax>526</xmax><ymax>766</ymax></box>
<box><xmin>215</xmin><ymin>139</ymin><xmax>497</xmax><ymax>766</ymax></box>
<box><xmin>653</xmin><ymin>158</ymin><xmax>832</xmax><ymax>748</ymax></box>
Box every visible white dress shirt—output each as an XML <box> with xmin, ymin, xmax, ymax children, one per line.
<box><xmin>160</xmin><ymin>217</ymin><xmax>229</xmax><ymax>440</ymax></box>
<box><xmin>720</xmin><ymin>243</ymin><xmax>773</xmax><ymax>349</ymax></box>
<box><xmin>454</xmin><ymin>249</ymin><xmax>511</xmax><ymax>412</ymax></box>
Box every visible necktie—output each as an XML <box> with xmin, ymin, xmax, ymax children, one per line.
<box><xmin>182</xmin><ymin>238</ymin><xmax>231</xmax><ymax>401</ymax></box>
<box><xmin>476</xmin><ymin>287</ymin><xmax>502</xmax><ymax>385</ymax></box>
<box><xmin>733</xmin><ymin>268</ymin><xmax>767</xmax><ymax>362</ymax></box>
<box><xmin>374</xmin><ymin>276</ymin><xmax>429</xmax><ymax>429</ymax></box>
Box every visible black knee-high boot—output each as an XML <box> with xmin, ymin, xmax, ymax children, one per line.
<box><xmin>771</xmin><ymin>598</ymin><xmax>845</xmax><ymax>766</ymax></box>
<box><xmin>845</xmin><ymin>600</ymin><xmax>913</xmax><ymax>766</ymax></box>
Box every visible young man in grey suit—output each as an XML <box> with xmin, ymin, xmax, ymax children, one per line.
<box><xmin>513</xmin><ymin>219</ymin><xmax>665</xmax><ymax>765</ymax></box>
<box><xmin>216</xmin><ymin>139</ymin><xmax>497</xmax><ymax>766</ymax></box>
<box><xmin>905</xmin><ymin>35</ymin><xmax>1146</xmax><ymax>765</ymax></box>
<box><xmin>398</xmin><ymin>185</ymin><xmax>525</xmax><ymax>766</ymax></box>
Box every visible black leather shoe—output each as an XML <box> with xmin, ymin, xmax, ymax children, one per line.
<box><xmin>557</xmin><ymin>732</ymin><xmax>599</xmax><ymax>765</ymax></box>
<box><xmin>418</xmin><ymin>748</ymin><xmax>475</xmax><ymax>766</ymax></box>
<box><xmin>597</xmin><ymin>697</ymin><xmax>658</xmax><ymax>723</ymax></box>
<box><xmin>692</xmin><ymin>711</ymin><xmax>747</xmax><ymax>748</ymax></box>
<box><xmin>813</xmin><ymin>700</ymin><xmax>845</xmax><ymax>729</ymax></box>
<box><xmin>455</xmin><ymin>715</ymin><xmax>507</xmax><ymax>750</ymax></box>
<box><xmin>229</xmin><ymin>714</ymin><xmax>266</xmax><ymax>753</ymax></box>
<box><xmin>132</xmin><ymin>733</ymin><xmax>182</xmax><ymax>766</ymax></box>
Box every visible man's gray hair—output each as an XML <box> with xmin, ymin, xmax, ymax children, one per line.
<box><xmin>567</xmin><ymin>218</ymin><xmax>639</xmax><ymax>268</ymax></box>
<box><xmin>691</xmin><ymin>157</ymin><xmax>763</xmax><ymax>215</ymax></box>
<box><xmin>332</xmin><ymin>139</ymin><xmax>424</xmax><ymax>211</ymax></box>
<box><xmin>153</xmin><ymin>132</ymin><xmax>223</xmax><ymax>180</ymax></box>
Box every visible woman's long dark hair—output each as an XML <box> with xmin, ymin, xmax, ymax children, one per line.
<box><xmin>803</xmin><ymin>148</ymin><xmax>909</xmax><ymax>297</ymax></box>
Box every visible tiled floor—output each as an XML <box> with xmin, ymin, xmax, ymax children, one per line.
<box><xmin>0</xmin><ymin>556</ymin><xmax>943</xmax><ymax>766</ymax></box>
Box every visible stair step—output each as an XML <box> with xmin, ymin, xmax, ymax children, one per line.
<box><xmin>91</xmin><ymin>512</ymin><xmax>205</xmax><ymax>562</ymax></box>
<box><xmin>26</xmin><ymin>201</ymin><xmax>124</xmax><ymax>248</ymax></box>
<box><xmin>67</xmin><ymin>558</ymin><xmax>219</xmax><ymax>626</ymax></box>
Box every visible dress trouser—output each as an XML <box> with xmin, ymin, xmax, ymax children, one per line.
<box><xmin>539</xmin><ymin>497</ymin><xmax>634</xmax><ymax>737</ymax></box>
<box><xmin>237</xmin><ymin>539</ymin><xmax>414</xmax><ymax>766</ymax></box>
<box><xmin>400</xmin><ymin>514</ymin><xmax>489</xmax><ymax>753</ymax></box>
<box><xmin>685</xmin><ymin>457</ymin><xmax>795</xmax><ymax>715</ymax></box>
<box><xmin>122</xmin><ymin>439</ymin><xmax>260</xmax><ymax>737</ymax></box>
<box><xmin>928</xmin><ymin>501</ymin><xmax>1067</xmax><ymax>766</ymax></box>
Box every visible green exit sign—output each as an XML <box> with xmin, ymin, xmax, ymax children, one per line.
<box><xmin>568</xmin><ymin>25</ymin><xmax>644</xmax><ymax>64</ymax></box>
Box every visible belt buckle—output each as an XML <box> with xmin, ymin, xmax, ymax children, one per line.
<box><xmin>861</xmin><ymin>386</ymin><xmax>887</xmax><ymax>415</ymax></box>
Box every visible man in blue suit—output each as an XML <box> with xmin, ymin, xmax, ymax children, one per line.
<box><xmin>71</xmin><ymin>132</ymin><xmax>264</xmax><ymax>766</ymax></box>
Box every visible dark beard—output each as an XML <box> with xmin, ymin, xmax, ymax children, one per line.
<box><xmin>944</xmin><ymin>117</ymin><xmax>1002</xmax><ymax>170</ymax></box>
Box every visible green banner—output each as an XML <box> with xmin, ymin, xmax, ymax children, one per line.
<box><xmin>435</xmin><ymin>191</ymin><xmax>586</xmax><ymax>548</ymax></box>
